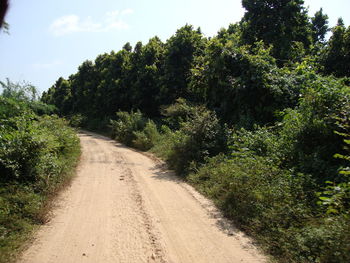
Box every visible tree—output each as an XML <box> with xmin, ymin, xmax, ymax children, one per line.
<box><xmin>123</xmin><ymin>42</ymin><xmax>132</xmax><ymax>52</ymax></box>
<box><xmin>69</xmin><ymin>60</ymin><xmax>99</xmax><ymax>115</ymax></box>
<box><xmin>0</xmin><ymin>0</ymin><xmax>8</xmax><ymax>29</ymax></box>
<box><xmin>93</xmin><ymin>49</ymin><xmax>132</xmax><ymax>116</ymax></box>
<box><xmin>322</xmin><ymin>18</ymin><xmax>350</xmax><ymax>77</ymax></box>
<box><xmin>161</xmin><ymin>24</ymin><xmax>207</xmax><ymax>104</ymax></box>
<box><xmin>311</xmin><ymin>8</ymin><xmax>329</xmax><ymax>43</ymax></box>
<box><xmin>241</xmin><ymin>0</ymin><xmax>312</xmax><ymax>63</ymax></box>
<box><xmin>129</xmin><ymin>37</ymin><xmax>165</xmax><ymax>116</ymax></box>
<box><xmin>42</xmin><ymin>77</ymin><xmax>72</xmax><ymax>115</ymax></box>
<box><xmin>0</xmin><ymin>78</ymin><xmax>38</xmax><ymax>102</ymax></box>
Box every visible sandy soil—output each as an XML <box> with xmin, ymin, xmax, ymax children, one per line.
<box><xmin>18</xmin><ymin>132</ymin><xmax>267</xmax><ymax>263</ymax></box>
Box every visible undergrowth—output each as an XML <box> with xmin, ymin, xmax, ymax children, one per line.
<box><xmin>108</xmin><ymin>92</ymin><xmax>350</xmax><ymax>262</ymax></box>
<box><xmin>0</xmin><ymin>97</ymin><xmax>80</xmax><ymax>263</ymax></box>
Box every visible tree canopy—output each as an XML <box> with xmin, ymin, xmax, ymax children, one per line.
<box><xmin>241</xmin><ymin>0</ymin><xmax>312</xmax><ymax>62</ymax></box>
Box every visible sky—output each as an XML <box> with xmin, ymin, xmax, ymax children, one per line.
<box><xmin>0</xmin><ymin>0</ymin><xmax>349</xmax><ymax>94</ymax></box>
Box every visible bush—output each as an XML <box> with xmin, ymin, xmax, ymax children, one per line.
<box><xmin>186</xmin><ymin>98</ymin><xmax>350</xmax><ymax>261</ymax></box>
<box><xmin>160</xmin><ymin>98</ymin><xmax>198</xmax><ymax>129</ymax></box>
<box><xmin>28</xmin><ymin>101</ymin><xmax>57</xmax><ymax>116</ymax></box>
<box><xmin>68</xmin><ymin>114</ymin><xmax>86</xmax><ymax>128</ymax></box>
<box><xmin>150</xmin><ymin>125</ymin><xmax>179</xmax><ymax>159</ymax></box>
<box><xmin>229</xmin><ymin>126</ymin><xmax>281</xmax><ymax>163</ymax></box>
<box><xmin>132</xmin><ymin>120</ymin><xmax>160</xmax><ymax>151</ymax></box>
<box><xmin>109</xmin><ymin>110</ymin><xmax>161</xmax><ymax>151</ymax></box>
<box><xmin>153</xmin><ymin>102</ymin><xmax>228</xmax><ymax>175</ymax></box>
<box><xmin>287</xmin><ymin>216</ymin><xmax>350</xmax><ymax>263</ymax></box>
<box><xmin>187</xmin><ymin>153</ymin><xmax>350</xmax><ymax>262</ymax></box>
<box><xmin>0</xmin><ymin>114</ymin><xmax>79</xmax><ymax>185</ymax></box>
<box><xmin>110</xmin><ymin>110</ymin><xmax>147</xmax><ymax>146</ymax></box>
<box><xmin>0</xmin><ymin>97</ymin><xmax>29</xmax><ymax>119</ymax></box>
<box><xmin>85</xmin><ymin>117</ymin><xmax>110</xmax><ymax>132</ymax></box>
<box><xmin>0</xmin><ymin>98</ymin><xmax>80</xmax><ymax>262</ymax></box>
<box><xmin>189</xmin><ymin>154</ymin><xmax>314</xmax><ymax>228</ymax></box>
<box><xmin>229</xmin><ymin>73</ymin><xmax>349</xmax><ymax>183</ymax></box>
<box><xmin>169</xmin><ymin>108</ymin><xmax>228</xmax><ymax>174</ymax></box>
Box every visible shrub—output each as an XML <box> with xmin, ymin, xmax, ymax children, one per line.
<box><xmin>85</xmin><ymin>117</ymin><xmax>110</xmax><ymax>132</ymax></box>
<box><xmin>229</xmin><ymin>126</ymin><xmax>281</xmax><ymax>163</ymax></box>
<box><xmin>153</xmin><ymin>102</ymin><xmax>229</xmax><ymax>175</ymax></box>
<box><xmin>0</xmin><ymin>97</ymin><xmax>29</xmax><ymax>119</ymax></box>
<box><xmin>109</xmin><ymin>110</ymin><xmax>161</xmax><ymax>151</ymax></box>
<box><xmin>187</xmin><ymin>153</ymin><xmax>350</xmax><ymax>262</ymax></box>
<box><xmin>132</xmin><ymin>120</ymin><xmax>160</xmax><ymax>151</ymax></box>
<box><xmin>0</xmin><ymin>114</ymin><xmax>79</xmax><ymax>185</ymax></box>
<box><xmin>168</xmin><ymin>108</ymin><xmax>228</xmax><ymax>174</ymax></box>
<box><xmin>110</xmin><ymin>110</ymin><xmax>147</xmax><ymax>146</ymax></box>
<box><xmin>150</xmin><ymin>125</ymin><xmax>179</xmax><ymax>159</ymax></box>
<box><xmin>160</xmin><ymin>98</ymin><xmax>198</xmax><ymax>129</ymax></box>
<box><xmin>28</xmin><ymin>101</ymin><xmax>57</xmax><ymax>116</ymax></box>
<box><xmin>0</xmin><ymin>99</ymin><xmax>80</xmax><ymax>262</ymax></box>
<box><xmin>189</xmin><ymin>154</ymin><xmax>314</xmax><ymax>228</ymax></box>
<box><xmin>229</xmin><ymin>74</ymin><xmax>349</xmax><ymax>183</ymax></box>
<box><xmin>68</xmin><ymin>114</ymin><xmax>86</xmax><ymax>128</ymax></box>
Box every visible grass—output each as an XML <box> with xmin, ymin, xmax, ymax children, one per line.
<box><xmin>0</xmin><ymin>152</ymin><xmax>80</xmax><ymax>263</ymax></box>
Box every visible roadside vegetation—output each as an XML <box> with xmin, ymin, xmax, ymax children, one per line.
<box><xmin>42</xmin><ymin>0</ymin><xmax>350</xmax><ymax>262</ymax></box>
<box><xmin>0</xmin><ymin>80</ymin><xmax>80</xmax><ymax>263</ymax></box>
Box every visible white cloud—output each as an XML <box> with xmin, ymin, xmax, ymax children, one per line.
<box><xmin>49</xmin><ymin>15</ymin><xmax>101</xmax><ymax>36</ymax></box>
<box><xmin>49</xmin><ymin>9</ymin><xmax>134</xmax><ymax>36</ymax></box>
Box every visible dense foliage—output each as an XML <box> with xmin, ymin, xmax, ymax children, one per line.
<box><xmin>0</xmin><ymin>84</ymin><xmax>80</xmax><ymax>263</ymax></box>
<box><xmin>43</xmin><ymin>1</ymin><xmax>350</xmax><ymax>262</ymax></box>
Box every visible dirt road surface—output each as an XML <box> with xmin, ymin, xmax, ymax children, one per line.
<box><xmin>18</xmin><ymin>132</ymin><xmax>267</xmax><ymax>263</ymax></box>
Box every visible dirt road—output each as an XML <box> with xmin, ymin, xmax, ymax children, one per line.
<box><xmin>18</xmin><ymin>132</ymin><xmax>267</xmax><ymax>263</ymax></box>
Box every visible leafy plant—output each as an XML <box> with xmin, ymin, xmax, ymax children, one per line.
<box><xmin>0</xmin><ymin>96</ymin><xmax>80</xmax><ymax>262</ymax></box>
<box><xmin>110</xmin><ymin>110</ymin><xmax>147</xmax><ymax>146</ymax></box>
<box><xmin>318</xmin><ymin>101</ymin><xmax>350</xmax><ymax>215</ymax></box>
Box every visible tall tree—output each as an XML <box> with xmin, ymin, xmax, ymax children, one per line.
<box><xmin>311</xmin><ymin>8</ymin><xmax>329</xmax><ymax>43</ymax></box>
<box><xmin>161</xmin><ymin>24</ymin><xmax>207</xmax><ymax>104</ymax></box>
<box><xmin>69</xmin><ymin>60</ymin><xmax>99</xmax><ymax>115</ymax></box>
<box><xmin>322</xmin><ymin>18</ymin><xmax>350</xmax><ymax>77</ymax></box>
<box><xmin>42</xmin><ymin>77</ymin><xmax>72</xmax><ymax>115</ymax></box>
<box><xmin>129</xmin><ymin>37</ymin><xmax>165</xmax><ymax>116</ymax></box>
<box><xmin>241</xmin><ymin>0</ymin><xmax>312</xmax><ymax>63</ymax></box>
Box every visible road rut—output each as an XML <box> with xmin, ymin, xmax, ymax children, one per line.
<box><xmin>18</xmin><ymin>132</ymin><xmax>266</xmax><ymax>263</ymax></box>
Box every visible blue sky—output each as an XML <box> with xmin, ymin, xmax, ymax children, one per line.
<box><xmin>0</xmin><ymin>0</ymin><xmax>349</xmax><ymax>94</ymax></box>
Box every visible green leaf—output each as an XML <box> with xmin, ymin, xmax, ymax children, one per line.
<box><xmin>326</xmin><ymin>208</ymin><xmax>339</xmax><ymax>214</ymax></box>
